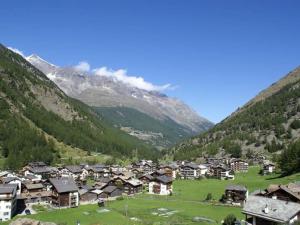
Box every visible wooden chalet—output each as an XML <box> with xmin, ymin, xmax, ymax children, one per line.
<box><xmin>224</xmin><ymin>185</ymin><xmax>248</xmax><ymax>206</ymax></box>
<box><xmin>49</xmin><ymin>178</ymin><xmax>79</xmax><ymax>208</ymax></box>
<box><xmin>99</xmin><ymin>186</ymin><xmax>123</xmax><ymax>198</ymax></box>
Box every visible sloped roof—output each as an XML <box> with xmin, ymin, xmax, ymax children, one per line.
<box><xmin>29</xmin><ymin>166</ymin><xmax>57</xmax><ymax>174</ymax></box>
<box><xmin>24</xmin><ymin>183</ymin><xmax>44</xmax><ymax>190</ymax></box>
<box><xmin>156</xmin><ymin>175</ymin><xmax>173</xmax><ymax>184</ymax></box>
<box><xmin>0</xmin><ymin>184</ymin><xmax>17</xmax><ymax>195</ymax></box>
<box><xmin>65</xmin><ymin>165</ymin><xmax>82</xmax><ymax>173</ymax></box>
<box><xmin>102</xmin><ymin>185</ymin><xmax>118</xmax><ymax>193</ymax></box>
<box><xmin>181</xmin><ymin>163</ymin><xmax>199</xmax><ymax>169</ymax></box>
<box><xmin>138</xmin><ymin>174</ymin><xmax>154</xmax><ymax>181</ymax></box>
<box><xmin>242</xmin><ymin>196</ymin><xmax>300</xmax><ymax>223</ymax></box>
<box><xmin>49</xmin><ymin>178</ymin><xmax>78</xmax><ymax>193</ymax></box>
<box><xmin>3</xmin><ymin>176</ymin><xmax>20</xmax><ymax>183</ymax></box>
<box><xmin>226</xmin><ymin>185</ymin><xmax>247</xmax><ymax>192</ymax></box>
<box><xmin>126</xmin><ymin>179</ymin><xmax>143</xmax><ymax>186</ymax></box>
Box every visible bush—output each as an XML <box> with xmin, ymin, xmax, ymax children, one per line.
<box><xmin>290</xmin><ymin>120</ymin><xmax>300</xmax><ymax>129</ymax></box>
<box><xmin>205</xmin><ymin>193</ymin><xmax>212</xmax><ymax>201</ymax></box>
<box><xmin>223</xmin><ymin>214</ymin><xmax>237</xmax><ymax>225</ymax></box>
<box><xmin>116</xmin><ymin>196</ymin><xmax>124</xmax><ymax>201</ymax></box>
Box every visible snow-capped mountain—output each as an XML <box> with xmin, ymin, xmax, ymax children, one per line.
<box><xmin>27</xmin><ymin>54</ymin><xmax>213</xmax><ymax>147</ymax></box>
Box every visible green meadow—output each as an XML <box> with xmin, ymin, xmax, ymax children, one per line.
<box><xmin>3</xmin><ymin>167</ymin><xmax>300</xmax><ymax>225</ymax></box>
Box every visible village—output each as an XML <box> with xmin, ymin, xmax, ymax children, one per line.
<box><xmin>0</xmin><ymin>157</ymin><xmax>299</xmax><ymax>225</ymax></box>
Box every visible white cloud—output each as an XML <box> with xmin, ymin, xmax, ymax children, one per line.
<box><xmin>74</xmin><ymin>61</ymin><xmax>90</xmax><ymax>72</ymax></box>
<box><xmin>93</xmin><ymin>66</ymin><xmax>174</xmax><ymax>92</ymax></box>
<box><xmin>7</xmin><ymin>47</ymin><xmax>25</xmax><ymax>57</ymax></box>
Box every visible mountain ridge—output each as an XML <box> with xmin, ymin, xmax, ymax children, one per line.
<box><xmin>26</xmin><ymin>53</ymin><xmax>213</xmax><ymax>148</ymax></box>
<box><xmin>169</xmin><ymin>65</ymin><xmax>300</xmax><ymax>160</ymax></box>
<box><xmin>0</xmin><ymin>44</ymin><xmax>157</xmax><ymax>169</ymax></box>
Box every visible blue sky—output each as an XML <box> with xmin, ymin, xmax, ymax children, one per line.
<box><xmin>1</xmin><ymin>0</ymin><xmax>300</xmax><ymax>123</ymax></box>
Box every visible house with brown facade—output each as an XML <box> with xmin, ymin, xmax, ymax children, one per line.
<box><xmin>49</xmin><ymin>178</ymin><xmax>79</xmax><ymax>208</ymax></box>
<box><xmin>258</xmin><ymin>183</ymin><xmax>300</xmax><ymax>203</ymax></box>
<box><xmin>224</xmin><ymin>185</ymin><xmax>248</xmax><ymax>206</ymax></box>
<box><xmin>211</xmin><ymin>165</ymin><xmax>234</xmax><ymax>180</ymax></box>
<box><xmin>123</xmin><ymin>179</ymin><xmax>143</xmax><ymax>195</ymax></box>
<box><xmin>230</xmin><ymin>159</ymin><xmax>249</xmax><ymax>173</ymax></box>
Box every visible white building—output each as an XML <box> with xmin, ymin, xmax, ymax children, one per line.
<box><xmin>149</xmin><ymin>175</ymin><xmax>173</xmax><ymax>195</ymax></box>
<box><xmin>0</xmin><ymin>184</ymin><xmax>17</xmax><ymax>222</ymax></box>
<box><xmin>179</xmin><ymin>163</ymin><xmax>200</xmax><ymax>179</ymax></box>
<box><xmin>199</xmin><ymin>165</ymin><xmax>208</xmax><ymax>176</ymax></box>
<box><xmin>263</xmin><ymin>161</ymin><xmax>276</xmax><ymax>175</ymax></box>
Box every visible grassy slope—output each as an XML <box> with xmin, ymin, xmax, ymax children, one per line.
<box><xmin>5</xmin><ymin>167</ymin><xmax>299</xmax><ymax>225</ymax></box>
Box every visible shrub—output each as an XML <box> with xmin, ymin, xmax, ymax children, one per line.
<box><xmin>290</xmin><ymin>120</ymin><xmax>300</xmax><ymax>129</ymax></box>
<box><xmin>223</xmin><ymin>214</ymin><xmax>237</xmax><ymax>225</ymax></box>
<box><xmin>116</xmin><ymin>196</ymin><xmax>124</xmax><ymax>201</ymax></box>
<box><xmin>205</xmin><ymin>193</ymin><xmax>212</xmax><ymax>201</ymax></box>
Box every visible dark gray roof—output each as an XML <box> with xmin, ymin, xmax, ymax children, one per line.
<box><xmin>80</xmin><ymin>185</ymin><xmax>93</xmax><ymax>191</ymax></box>
<box><xmin>152</xmin><ymin>170</ymin><xmax>166</xmax><ymax>175</ymax></box>
<box><xmin>156</xmin><ymin>175</ymin><xmax>173</xmax><ymax>184</ymax></box>
<box><xmin>0</xmin><ymin>184</ymin><xmax>17</xmax><ymax>195</ymax></box>
<box><xmin>226</xmin><ymin>185</ymin><xmax>247</xmax><ymax>192</ymax></box>
<box><xmin>3</xmin><ymin>177</ymin><xmax>20</xmax><ymax>183</ymax></box>
<box><xmin>28</xmin><ymin>162</ymin><xmax>47</xmax><ymax>167</ymax></box>
<box><xmin>49</xmin><ymin>178</ymin><xmax>78</xmax><ymax>193</ymax></box>
<box><xmin>97</xmin><ymin>177</ymin><xmax>111</xmax><ymax>183</ymax></box>
<box><xmin>29</xmin><ymin>166</ymin><xmax>56</xmax><ymax>174</ymax></box>
<box><xmin>25</xmin><ymin>174</ymin><xmax>39</xmax><ymax>180</ymax></box>
<box><xmin>138</xmin><ymin>174</ymin><xmax>154</xmax><ymax>180</ymax></box>
<box><xmin>242</xmin><ymin>196</ymin><xmax>300</xmax><ymax>223</ymax></box>
<box><xmin>182</xmin><ymin>163</ymin><xmax>199</xmax><ymax>169</ymax></box>
<box><xmin>65</xmin><ymin>165</ymin><xmax>82</xmax><ymax>173</ymax></box>
<box><xmin>102</xmin><ymin>185</ymin><xmax>118</xmax><ymax>193</ymax></box>
<box><xmin>160</xmin><ymin>164</ymin><xmax>178</xmax><ymax>170</ymax></box>
<box><xmin>89</xmin><ymin>166</ymin><xmax>104</xmax><ymax>173</ymax></box>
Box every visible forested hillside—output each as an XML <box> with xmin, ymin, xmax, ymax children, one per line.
<box><xmin>94</xmin><ymin>106</ymin><xmax>194</xmax><ymax>149</ymax></box>
<box><xmin>169</xmin><ymin>66</ymin><xmax>300</xmax><ymax>161</ymax></box>
<box><xmin>0</xmin><ymin>44</ymin><xmax>157</xmax><ymax>169</ymax></box>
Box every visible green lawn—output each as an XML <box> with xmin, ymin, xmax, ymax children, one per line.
<box><xmin>170</xmin><ymin>166</ymin><xmax>300</xmax><ymax>202</ymax></box>
<box><xmin>3</xmin><ymin>167</ymin><xmax>300</xmax><ymax>225</ymax></box>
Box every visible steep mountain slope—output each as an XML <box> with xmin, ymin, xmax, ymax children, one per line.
<box><xmin>94</xmin><ymin>106</ymin><xmax>193</xmax><ymax>149</ymax></box>
<box><xmin>169</xmin><ymin>66</ymin><xmax>300</xmax><ymax>160</ymax></box>
<box><xmin>0</xmin><ymin>44</ymin><xmax>157</xmax><ymax>169</ymax></box>
<box><xmin>26</xmin><ymin>55</ymin><xmax>213</xmax><ymax>148</ymax></box>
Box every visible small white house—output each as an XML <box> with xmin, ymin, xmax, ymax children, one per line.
<box><xmin>263</xmin><ymin>162</ymin><xmax>276</xmax><ymax>175</ymax></box>
<box><xmin>149</xmin><ymin>175</ymin><xmax>173</xmax><ymax>195</ymax></box>
<box><xmin>0</xmin><ymin>184</ymin><xmax>17</xmax><ymax>222</ymax></box>
<box><xmin>199</xmin><ymin>164</ymin><xmax>208</xmax><ymax>176</ymax></box>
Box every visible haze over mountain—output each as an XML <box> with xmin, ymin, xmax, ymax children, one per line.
<box><xmin>169</xmin><ymin>66</ymin><xmax>300</xmax><ymax>160</ymax></box>
<box><xmin>26</xmin><ymin>54</ymin><xmax>213</xmax><ymax>148</ymax></box>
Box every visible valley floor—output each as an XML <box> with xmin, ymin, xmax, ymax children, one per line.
<box><xmin>3</xmin><ymin>167</ymin><xmax>300</xmax><ymax>225</ymax></box>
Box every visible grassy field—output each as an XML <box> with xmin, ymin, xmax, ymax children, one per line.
<box><xmin>3</xmin><ymin>167</ymin><xmax>300</xmax><ymax>225</ymax></box>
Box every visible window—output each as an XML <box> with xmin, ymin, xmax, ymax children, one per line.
<box><xmin>3</xmin><ymin>212</ymin><xmax>9</xmax><ymax>216</ymax></box>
